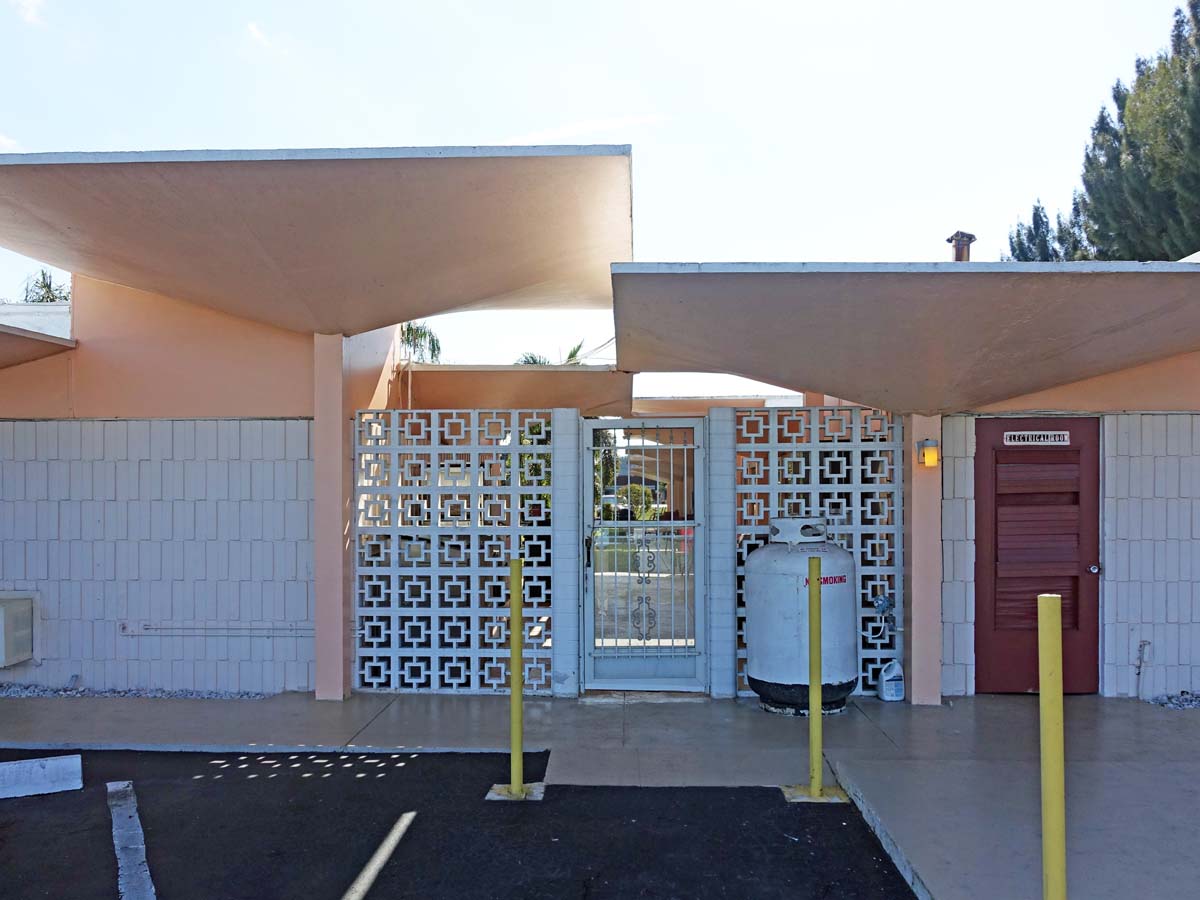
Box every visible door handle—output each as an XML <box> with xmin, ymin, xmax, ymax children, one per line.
<box><xmin>1087</xmin><ymin>565</ymin><xmax>1100</xmax><ymax>574</ymax></box>
<box><xmin>584</xmin><ymin>536</ymin><xmax>592</xmax><ymax>569</ymax></box>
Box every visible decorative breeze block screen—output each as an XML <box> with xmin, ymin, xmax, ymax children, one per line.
<box><xmin>735</xmin><ymin>407</ymin><xmax>903</xmax><ymax>694</ymax></box>
<box><xmin>354</xmin><ymin>410</ymin><xmax>553</xmax><ymax>693</ymax></box>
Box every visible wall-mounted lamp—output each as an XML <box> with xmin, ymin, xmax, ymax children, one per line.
<box><xmin>916</xmin><ymin>438</ymin><xmax>940</xmax><ymax>468</ymax></box>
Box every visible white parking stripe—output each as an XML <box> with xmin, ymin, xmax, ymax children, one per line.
<box><xmin>106</xmin><ymin>781</ymin><xmax>157</xmax><ymax>900</ymax></box>
<box><xmin>340</xmin><ymin>812</ymin><xmax>417</xmax><ymax>900</ymax></box>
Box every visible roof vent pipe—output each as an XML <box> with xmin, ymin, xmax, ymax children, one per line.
<box><xmin>946</xmin><ymin>230</ymin><xmax>976</xmax><ymax>262</ymax></box>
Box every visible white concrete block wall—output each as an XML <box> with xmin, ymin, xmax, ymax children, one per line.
<box><xmin>550</xmin><ymin>409</ymin><xmax>581</xmax><ymax>697</ymax></box>
<box><xmin>0</xmin><ymin>419</ymin><xmax>315</xmax><ymax>694</ymax></box>
<box><xmin>706</xmin><ymin>408</ymin><xmax>737</xmax><ymax>698</ymax></box>
<box><xmin>1102</xmin><ymin>414</ymin><xmax>1200</xmax><ymax>698</ymax></box>
<box><xmin>940</xmin><ymin>415</ymin><xmax>975</xmax><ymax>696</ymax></box>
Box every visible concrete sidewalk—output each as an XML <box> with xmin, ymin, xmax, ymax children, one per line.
<box><xmin>0</xmin><ymin>691</ymin><xmax>848</xmax><ymax>786</ymax></box>
<box><xmin>827</xmin><ymin>696</ymin><xmax>1200</xmax><ymax>900</ymax></box>
<box><xmin>2</xmin><ymin>691</ymin><xmax>1196</xmax><ymax>898</ymax></box>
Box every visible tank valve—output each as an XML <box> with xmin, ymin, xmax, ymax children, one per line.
<box><xmin>867</xmin><ymin>594</ymin><xmax>897</xmax><ymax>639</ymax></box>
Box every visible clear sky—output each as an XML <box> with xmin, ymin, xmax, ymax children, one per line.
<box><xmin>0</xmin><ymin>0</ymin><xmax>1186</xmax><ymax>389</ymax></box>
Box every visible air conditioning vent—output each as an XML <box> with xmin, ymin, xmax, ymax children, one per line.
<box><xmin>0</xmin><ymin>596</ymin><xmax>34</xmax><ymax>667</ymax></box>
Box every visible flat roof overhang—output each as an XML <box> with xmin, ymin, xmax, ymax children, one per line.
<box><xmin>613</xmin><ymin>262</ymin><xmax>1200</xmax><ymax>415</ymax></box>
<box><xmin>0</xmin><ymin>322</ymin><xmax>75</xmax><ymax>369</ymax></box>
<box><xmin>0</xmin><ymin>146</ymin><xmax>633</xmax><ymax>335</ymax></box>
<box><xmin>405</xmin><ymin>364</ymin><xmax>634</xmax><ymax>416</ymax></box>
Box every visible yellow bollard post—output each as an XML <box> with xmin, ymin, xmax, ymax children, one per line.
<box><xmin>781</xmin><ymin>552</ymin><xmax>845</xmax><ymax>804</ymax></box>
<box><xmin>508</xmin><ymin>558</ymin><xmax>525</xmax><ymax>799</ymax></box>
<box><xmin>486</xmin><ymin>558</ymin><xmax>542</xmax><ymax>801</ymax></box>
<box><xmin>808</xmin><ymin>555</ymin><xmax>823</xmax><ymax>798</ymax></box>
<box><xmin>1038</xmin><ymin>593</ymin><xmax>1067</xmax><ymax>900</ymax></box>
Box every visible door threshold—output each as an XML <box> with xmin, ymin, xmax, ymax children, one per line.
<box><xmin>625</xmin><ymin>691</ymin><xmax>709</xmax><ymax>704</ymax></box>
<box><xmin>578</xmin><ymin>690</ymin><xmax>625</xmax><ymax>704</ymax></box>
<box><xmin>580</xmin><ymin>690</ymin><xmax>710</xmax><ymax>704</ymax></box>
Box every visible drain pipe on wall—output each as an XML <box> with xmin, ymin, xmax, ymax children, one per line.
<box><xmin>1134</xmin><ymin>639</ymin><xmax>1152</xmax><ymax>701</ymax></box>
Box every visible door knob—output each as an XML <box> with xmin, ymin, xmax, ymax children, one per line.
<box><xmin>1088</xmin><ymin>565</ymin><xmax>1100</xmax><ymax>574</ymax></box>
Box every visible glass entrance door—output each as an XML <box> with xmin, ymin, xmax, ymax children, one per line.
<box><xmin>582</xmin><ymin>419</ymin><xmax>706</xmax><ymax>690</ymax></box>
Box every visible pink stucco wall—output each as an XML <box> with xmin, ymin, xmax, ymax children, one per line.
<box><xmin>980</xmin><ymin>349</ymin><xmax>1200</xmax><ymax>413</ymax></box>
<box><xmin>312</xmin><ymin>334</ymin><xmax>354</xmax><ymax>700</ymax></box>
<box><xmin>0</xmin><ymin>276</ymin><xmax>314</xmax><ymax>418</ymax></box>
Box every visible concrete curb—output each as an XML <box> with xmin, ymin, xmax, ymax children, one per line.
<box><xmin>829</xmin><ymin>757</ymin><xmax>933</xmax><ymax>900</ymax></box>
<box><xmin>0</xmin><ymin>753</ymin><xmax>82</xmax><ymax>799</ymax></box>
<box><xmin>0</xmin><ymin>741</ymin><xmax>551</xmax><ymax>755</ymax></box>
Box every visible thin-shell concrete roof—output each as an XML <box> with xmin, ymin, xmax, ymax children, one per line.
<box><xmin>0</xmin><ymin>322</ymin><xmax>75</xmax><ymax>369</ymax></box>
<box><xmin>0</xmin><ymin>146</ymin><xmax>633</xmax><ymax>336</ymax></box>
<box><xmin>404</xmin><ymin>364</ymin><xmax>633</xmax><ymax>417</ymax></box>
<box><xmin>612</xmin><ymin>261</ymin><xmax>1200</xmax><ymax>415</ymax></box>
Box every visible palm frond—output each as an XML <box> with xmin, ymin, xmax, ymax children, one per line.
<box><xmin>516</xmin><ymin>340</ymin><xmax>587</xmax><ymax>366</ymax></box>
<box><xmin>563</xmin><ymin>340</ymin><xmax>585</xmax><ymax>364</ymax></box>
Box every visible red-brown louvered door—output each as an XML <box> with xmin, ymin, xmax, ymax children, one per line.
<box><xmin>974</xmin><ymin>418</ymin><xmax>1099</xmax><ymax>693</ymax></box>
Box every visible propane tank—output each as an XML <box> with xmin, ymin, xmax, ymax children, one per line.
<box><xmin>745</xmin><ymin>517</ymin><xmax>859</xmax><ymax>714</ymax></box>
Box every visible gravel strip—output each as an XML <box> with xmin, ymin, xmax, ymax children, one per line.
<box><xmin>1148</xmin><ymin>690</ymin><xmax>1200</xmax><ymax>709</ymax></box>
<box><xmin>0</xmin><ymin>684</ymin><xmax>268</xmax><ymax>701</ymax></box>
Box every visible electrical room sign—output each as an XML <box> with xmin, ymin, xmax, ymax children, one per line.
<box><xmin>1002</xmin><ymin>430</ymin><xmax>1070</xmax><ymax>446</ymax></box>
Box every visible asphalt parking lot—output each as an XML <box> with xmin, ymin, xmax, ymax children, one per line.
<box><xmin>0</xmin><ymin>749</ymin><xmax>913</xmax><ymax>899</ymax></box>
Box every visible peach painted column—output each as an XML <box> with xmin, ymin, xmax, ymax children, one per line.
<box><xmin>904</xmin><ymin>414</ymin><xmax>942</xmax><ymax>705</ymax></box>
<box><xmin>313</xmin><ymin>333</ymin><xmax>353</xmax><ymax>700</ymax></box>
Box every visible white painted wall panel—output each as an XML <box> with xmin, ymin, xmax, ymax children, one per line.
<box><xmin>1102</xmin><ymin>414</ymin><xmax>1200</xmax><ymax>698</ymax></box>
<box><xmin>940</xmin><ymin>415</ymin><xmax>975</xmax><ymax>696</ymax></box>
<box><xmin>706</xmin><ymin>407</ymin><xmax>738</xmax><ymax>698</ymax></box>
<box><xmin>0</xmin><ymin>419</ymin><xmax>315</xmax><ymax>694</ymax></box>
<box><xmin>550</xmin><ymin>408</ymin><xmax>581</xmax><ymax>697</ymax></box>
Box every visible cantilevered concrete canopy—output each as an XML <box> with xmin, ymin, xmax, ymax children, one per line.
<box><xmin>402</xmin><ymin>364</ymin><xmax>633</xmax><ymax>416</ymax></box>
<box><xmin>0</xmin><ymin>322</ymin><xmax>75</xmax><ymax>369</ymax></box>
<box><xmin>613</xmin><ymin>262</ymin><xmax>1200</xmax><ymax>415</ymax></box>
<box><xmin>0</xmin><ymin>146</ymin><xmax>632</xmax><ymax>335</ymax></box>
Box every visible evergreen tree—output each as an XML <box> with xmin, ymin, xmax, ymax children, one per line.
<box><xmin>1171</xmin><ymin>4</ymin><xmax>1200</xmax><ymax>254</ymax></box>
<box><xmin>1055</xmin><ymin>193</ymin><xmax>1095</xmax><ymax>261</ymax></box>
<box><xmin>1006</xmin><ymin>196</ymin><xmax>1095</xmax><ymax>261</ymax></box>
<box><xmin>1009</xmin><ymin>3</ymin><xmax>1200</xmax><ymax>261</ymax></box>
<box><xmin>1007</xmin><ymin>201</ymin><xmax>1055</xmax><ymax>261</ymax></box>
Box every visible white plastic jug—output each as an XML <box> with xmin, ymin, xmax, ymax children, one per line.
<box><xmin>879</xmin><ymin>660</ymin><xmax>905</xmax><ymax>702</ymax></box>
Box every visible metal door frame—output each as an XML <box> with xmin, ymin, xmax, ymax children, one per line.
<box><xmin>580</xmin><ymin>417</ymin><xmax>707</xmax><ymax>692</ymax></box>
